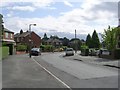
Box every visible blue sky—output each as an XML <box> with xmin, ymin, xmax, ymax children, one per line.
<box><xmin>0</xmin><ymin>0</ymin><xmax>119</xmax><ymax>40</ymax></box>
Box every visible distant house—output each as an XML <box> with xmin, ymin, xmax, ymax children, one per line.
<box><xmin>2</xmin><ymin>28</ymin><xmax>16</xmax><ymax>55</ymax></box>
<box><xmin>45</xmin><ymin>38</ymin><xmax>62</xmax><ymax>47</ymax></box>
<box><xmin>14</xmin><ymin>30</ymin><xmax>41</xmax><ymax>49</ymax></box>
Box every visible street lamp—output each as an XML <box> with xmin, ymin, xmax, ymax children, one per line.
<box><xmin>29</xmin><ymin>24</ymin><xmax>36</xmax><ymax>58</ymax></box>
<box><xmin>75</xmin><ymin>29</ymin><xmax>77</xmax><ymax>53</ymax></box>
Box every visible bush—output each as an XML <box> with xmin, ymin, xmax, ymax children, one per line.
<box><xmin>16</xmin><ymin>44</ymin><xmax>27</xmax><ymax>51</ymax></box>
<box><xmin>114</xmin><ymin>49</ymin><xmax>120</xmax><ymax>59</ymax></box>
<box><xmin>81</xmin><ymin>45</ymin><xmax>89</xmax><ymax>56</ymax></box>
<box><xmin>0</xmin><ymin>46</ymin><xmax>9</xmax><ymax>59</ymax></box>
<box><xmin>40</xmin><ymin>45</ymin><xmax>53</xmax><ymax>52</ymax></box>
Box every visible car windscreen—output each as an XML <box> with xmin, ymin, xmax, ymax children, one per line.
<box><xmin>66</xmin><ymin>49</ymin><xmax>73</xmax><ymax>51</ymax></box>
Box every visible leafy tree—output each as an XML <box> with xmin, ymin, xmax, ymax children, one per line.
<box><xmin>69</xmin><ymin>38</ymin><xmax>82</xmax><ymax>50</ymax></box>
<box><xmin>20</xmin><ymin>29</ymin><xmax>23</xmax><ymax>34</ymax></box>
<box><xmin>86</xmin><ymin>34</ymin><xmax>92</xmax><ymax>48</ymax></box>
<box><xmin>50</xmin><ymin>35</ymin><xmax>59</xmax><ymax>39</ymax></box>
<box><xmin>62</xmin><ymin>37</ymin><xmax>69</xmax><ymax>46</ymax></box>
<box><xmin>102</xmin><ymin>26</ymin><xmax>120</xmax><ymax>51</ymax></box>
<box><xmin>42</xmin><ymin>33</ymin><xmax>49</xmax><ymax>45</ymax></box>
<box><xmin>91</xmin><ymin>30</ymin><xmax>100</xmax><ymax>48</ymax></box>
<box><xmin>43</xmin><ymin>33</ymin><xmax>48</xmax><ymax>40</ymax></box>
<box><xmin>0</xmin><ymin>14</ymin><xmax>4</xmax><ymax>41</ymax></box>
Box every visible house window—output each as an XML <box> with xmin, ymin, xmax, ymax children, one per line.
<box><xmin>5</xmin><ymin>32</ymin><xmax>9</xmax><ymax>38</ymax></box>
<box><xmin>10</xmin><ymin>33</ymin><xmax>13</xmax><ymax>39</ymax></box>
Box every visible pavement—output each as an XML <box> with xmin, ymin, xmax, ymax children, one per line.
<box><xmin>63</xmin><ymin>51</ymin><xmax>120</xmax><ymax>69</ymax></box>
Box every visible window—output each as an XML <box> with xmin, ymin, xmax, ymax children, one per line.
<box><xmin>10</xmin><ymin>34</ymin><xmax>13</xmax><ymax>39</ymax></box>
<box><xmin>5</xmin><ymin>32</ymin><xmax>8</xmax><ymax>38</ymax></box>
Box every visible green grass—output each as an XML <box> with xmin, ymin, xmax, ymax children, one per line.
<box><xmin>0</xmin><ymin>47</ymin><xmax>9</xmax><ymax>60</ymax></box>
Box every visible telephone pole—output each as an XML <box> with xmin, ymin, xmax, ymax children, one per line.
<box><xmin>75</xmin><ymin>29</ymin><xmax>77</xmax><ymax>53</ymax></box>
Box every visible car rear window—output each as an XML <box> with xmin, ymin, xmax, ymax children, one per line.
<box><xmin>66</xmin><ymin>48</ymin><xmax>73</xmax><ymax>51</ymax></box>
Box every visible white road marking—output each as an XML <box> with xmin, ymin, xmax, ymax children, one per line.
<box><xmin>32</xmin><ymin>57</ymin><xmax>72</xmax><ymax>90</ymax></box>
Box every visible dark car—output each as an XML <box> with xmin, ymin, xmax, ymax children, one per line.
<box><xmin>30</xmin><ymin>48</ymin><xmax>41</xmax><ymax>56</ymax></box>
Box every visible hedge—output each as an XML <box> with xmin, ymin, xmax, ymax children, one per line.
<box><xmin>0</xmin><ymin>47</ymin><xmax>9</xmax><ymax>60</ymax></box>
<box><xmin>16</xmin><ymin>44</ymin><xmax>27</xmax><ymax>51</ymax></box>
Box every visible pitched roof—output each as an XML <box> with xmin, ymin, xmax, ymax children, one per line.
<box><xmin>46</xmin><ymin>38</ymin><xmax>62</xmax><ymax>43</ymax></box>
<box><xmin>14</xmin><ymin>31</ymin><xmax>30</xmax><ymax>37</ymax></box>
<box><xmin>4</xmin><ymin>28</ymin><xmax>14</xmax><ymax>33</ymax></box>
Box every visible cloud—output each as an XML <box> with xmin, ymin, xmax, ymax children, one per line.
<box><xmin>63</xmin><ymin>1</ymin><xmax>73</xmax><ymax>7</ymax></box>
<box><xmin>3</xmin><ymin>1</ymin><xmax>118</xmax><ymax>39</ymax></box>
<box><xmin>32</xmin><ymin>0</ymin><xmax>54</xmax><ymax>8</ymax></box>
<box><xmin>7</xmin><ymin>6</ymin><xmax>36</xmax><ymax>11</ymax></box>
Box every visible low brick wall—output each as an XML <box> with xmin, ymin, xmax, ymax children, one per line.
<box><xmin>16</xmin><ymin>51</ymin><xmax>27</xmax><ymax>55</ymax></box>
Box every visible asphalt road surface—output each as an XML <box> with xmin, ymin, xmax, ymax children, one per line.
<box><xmin>2</xmin><ymin>52</ymin><xmax>119</xmax><ymax>89</ymax></box>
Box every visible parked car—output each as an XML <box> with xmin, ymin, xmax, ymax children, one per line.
<box><xmin>30</xmin><ymin>48</ymin><xmax>41</xmax><ymax>56</ymax></box>
<box><xmin>65</xmin><ymin>48</ymin><xmax>74</xmax><ymax>56</ymax></box>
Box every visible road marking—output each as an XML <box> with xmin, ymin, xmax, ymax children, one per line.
<box><xmin>32</xmin><ymin>57</ymin><xmax>72</xmax><ymax>90</ymax></box>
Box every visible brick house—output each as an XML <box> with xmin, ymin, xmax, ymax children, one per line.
<box><xmin>2</xmin><ymin>28</ymin><xmax>16</xmax><ymax>55</ymax></box>
<box><xmin>45</xmin><ymin>38</ymin><xmax>62</xmax><ymax>47</ymax></box>
<box><xmin>14</xmin><ymin>30</ymin><xmax>41</xmax><ymax>50</ymax></box>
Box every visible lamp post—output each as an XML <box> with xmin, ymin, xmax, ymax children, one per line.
<box><xmin>75</xmin><ymin>29</ymin><xmax>77</xmax><ymax>53</ymax></box>
<box><xmin>29</xmin><ymin>24</ymin><xmax>36</xmax><ymax>58</ymax></box>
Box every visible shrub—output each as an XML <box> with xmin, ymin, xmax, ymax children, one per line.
<box><xmin>16</xmin><ymin>44</ymin><xmax>27</xmax><ymax>51</ymax></box>
<box><xmin>0</xmin><ymin>46</ymin><xmax>9</xmax><ymax>59</ymax></box>
<box><xmin>40</xmin><ymin>45</ymin><xmax>53</xmax><ymax>52</ymax></box>
<box><xmin>114</xmin><ymin>49</ymin><xmax>120</xmax><ymax>59</ymax></box>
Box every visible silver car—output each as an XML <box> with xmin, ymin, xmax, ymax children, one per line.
<box><xmin>30</xmin><ymin>48</ymin><xmax>41</xmax><ymax>56</ymax></box>
<box><xmin>65</xmin><ymin>48</ymin><xmax>74</xmax><ymax>56</ymax></box>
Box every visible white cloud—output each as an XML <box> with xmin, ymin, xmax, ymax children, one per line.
<box><xmin>6</xmin><ymin>11</ymin><xmax>14</xmax><ymax>17</ymax></box>
<box><xmin>63</xmin><ymin>1</ymin><xmax>73</xmax><ymax>7</ymax></box>
<box><xmin>3</xmin><ymin>1</ymin><xmax>118</xmax><ymax>38</ymax></box>
<box><xmin>8</xmin><ymin>6</ymin><xmax>36</xmax><ymax>11</ymax></box>
<box><xmin>32</xmin><ymin>0</ymin><xmax>54</xmax><ymax>8</ymax></box>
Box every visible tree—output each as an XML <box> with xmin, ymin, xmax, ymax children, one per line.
<box><xmin>43</xmin><ymin>33</ymin><xmax>48</xmax><ymax>40</ymax></box>
<box><xmin>20</xmin><ymin>29</ymin><xmax>23</xmax><ymax>34</ymax></box>
<box><xmin>62</xmin><ymin>37</ymin><xmax>69</xmax><ymax>46</ymax></box>
<box><xmin>0</xmin><ymin>14</ymin><xmax>4</xmax><ymax>39</ymax></box>
<box><xmin>69</xmin><ymin>38</ymin><xmax>82</xmax><ymax>50</ymax></box>
<box><xmin>102</xmin><ymin>26</ymin><xmax>120</xmax><ymax>51</ymax></box>
<box><xmin>42</xmin><ymin>33</ymin><xmax>49</xmax><ymax>45</ymax></box>
<box><xmin>86</xmin><ymin>34</ymin><xmax>92</xmax><ymax>48</ymax></box>
<box><xmin>91</xmin><ymin>30</ymin><xmax>100</xmax><ymax>48</ymax></box>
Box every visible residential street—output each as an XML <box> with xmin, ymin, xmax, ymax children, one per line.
<box><xmin>2</xmin><ymin>52</ymin><xmax>118</xmax><ymax>89</ymax></box>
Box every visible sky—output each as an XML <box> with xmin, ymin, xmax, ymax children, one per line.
<box><xmin>1</xmin><ymin>0</ymin><xmax>120</xmax><ymax>40</ymax></box>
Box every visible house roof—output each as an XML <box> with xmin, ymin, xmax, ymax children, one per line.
<box><xmin>14</xmin><ymin>31</ymin><xmax>30</xmax><ymax>37</ymax></box>
<box><xmin>14</xmin><ymin>31</ymin><xmax>41</xmax><ymax>39</ymax></box>
<box><xmin>4</xmin><ymin>28</ymin><xmax>14</xmax><ymax>33</ymax></box>
<box><xmin>46</xmin><ymin>38</ymin><xmax>62</xmax><ymax>43</ymax></box>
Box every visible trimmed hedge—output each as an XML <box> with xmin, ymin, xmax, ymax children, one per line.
<box><xmin>16</xmin><ymin>44</ymin><xmax>27</xmax><ymax>51</ymax></box>
<box><xmin>0</xmin><ymin>47</ymin><xmax>9</xmax><ymax>59</ymax></box>
<box><xmin>114</xmin><ymin>49</ymin><xmax>120</xmax><ymax>59</ymax></box>
<box><xmin>40</xmin><ymin>45</ymin><xmax>54</xmax><ymax>52</ymax></box>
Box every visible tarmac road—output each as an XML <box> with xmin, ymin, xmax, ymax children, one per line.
<box><xmin>2</xmin><ymin>52</ymin><xmax>119</xmax><ymax>89</ymax></box>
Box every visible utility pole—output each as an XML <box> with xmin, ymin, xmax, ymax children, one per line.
<box><xmin>75</xmin><ymin>29</ymin><xmax>77</xmax><ymax>53</ymax></box>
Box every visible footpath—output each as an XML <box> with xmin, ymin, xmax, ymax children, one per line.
<box><xmin>64</xmin><ymin>51</ymin><xmax>120</xmax><ymax>69</ymax></box>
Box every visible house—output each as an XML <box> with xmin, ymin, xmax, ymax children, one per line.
<box><xmin>14</xmin><ymin>30</ymin><xmax>41</xmax><ymax>50</ymax></box>
<box><xmin>45</xmin><ymin>38</ymin><xmax>62</xmax><ymax>47</ymax></box>
<box><xmin>2</xmin><ymin>28</ymin><xmax>16</xmax><ymax>55</ymax></box>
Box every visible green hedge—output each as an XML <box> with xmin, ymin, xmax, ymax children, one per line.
<box><xmin>114</xmin><ymin>49</ymin><xmax>120</xmax><ymax>59</ymax></box>
<box><xmin>40</xmin><ymin>45</ymin><xmax>54</xmax><ymax>52</ymax></box>
<box><xmin>0</xmin><ymin>47</ymin><xmax>9</xmax><ymax>60</ymax></box>
<box><xmin>16</xmin><ymin>44</ymin><xmax>27</xmax><ymax>51</ymax></box>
